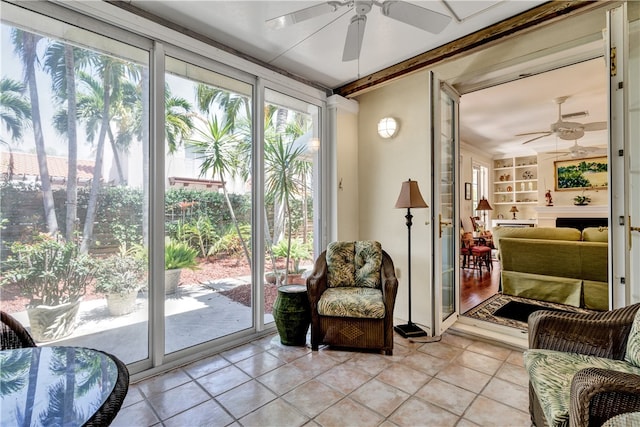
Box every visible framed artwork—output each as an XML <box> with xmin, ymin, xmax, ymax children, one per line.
<box><xmin>554</xmin><ymin>156</ymin><xmax>608</xmax><ymax>191</ymax></box>
<box><xmin>464</xmin><ymin>182</ymin><xmax>472</xmax><ymax>200</ymax></box>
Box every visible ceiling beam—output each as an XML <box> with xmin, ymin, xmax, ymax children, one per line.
<box><xmin>333</xmin><ymin>1</ymin><xmax>610</xmax><ymax>98</ymax></box>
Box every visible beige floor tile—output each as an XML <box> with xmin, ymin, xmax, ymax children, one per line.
<box><xmin>235</xmin><ymin>351</ymin><xmax>285</xmax><ymax>377</ymax></box>
<box><xmin>239</xmin><ymin>399</ymin><xmax>309</xmax><ymax>427</ymax></box>
<box><xmin>457</xmin><ymin>419</ymin><xmax>481</xmax><ymax>427</ymax></box>
<box><xmin>440</xmin><ymin>333</ymin><xmax>475</xmax><ymax>349</ymax></box>
<box><xmin>121</xmin><ymin>385</ymin><xmax>145</xmax><ymax>408</ymax></box>
<box><xmin>415</xmin><ymin>378</ymin><xmax>476</xmax><ymax>416</ymax></box>
<box><xmin>315</xmin><ymin>398</ymin><xmax>384</xmax><ymax>427</ymax></box>
<box><xmin>481</xmin><ymin>377</ymin><xmax>529</xmax><ymax>412</ymax></box>
<box><xmin>289</xmin><ymin>351</ymin><xmax>341</xmax><ymax>376</ymax></box>
<box><xmin>196</xmin><ymin>365</ymin><xmax>252</xmax><ymax>396</ymax></box>
<box><xmin>417</xmin><ymin>341</ymin><xmax>463</xmax><ymax>361</ymax></box>
<box><xmin>183</xmin><ymin>354</ymin><xmax>230</xmax><ymax>379</ymax></box>
<box><xmin>436</xmin><ymin>364</ymin><xmax>492</xmax><ymax>394</ymax></box>
<box><xmin>464</xmin><ymin>395</ymin><xmax>531</xmax><ymax>427</ymax></box>
<box><xmin>146</xmin><ymin>381</ymin><xmax>210</xmax><ymax>420</ymax></box>
<box><xmin>495</xmin><ymin>362</ymin><xmax>529</xmax><ymax>388</ymax></box>
<box><xmin>350</xmin><ymin>379</ymin><xmax>410</xmax><ymax>417</ymax></box>
<box><xmin>506</xmin><ymin>350</ymin><xmax>525</xmax><ymax>367</ymax></box>
<box><xmin>257</xmin><ymin>363</ymin><xmax>314</xmax><ymax>394</ymax></box>
<box><xmin>375</xmin><ymin>363</ymin><xmax>431</xmax><ymax>394</ymax></box>
<box><xmin>344</xmin><ymin>352</ymin><xmax>391</xmax><ymax>375</ymax></box>
<box><xmin>316</xmin><ymin>363</ymin><xmax>373</xmax><ymax>394</ymax></box>
<box><xmin>282</xmin><ymin>380</ymin><xmax>345</xmax><ymax>417</ymax></box>
<box><xmin>163</xmin><ymin>400</ymin><xmax>234</xmax><ymax>427</ymax></box>
<box><xmin>221</xmin><ymin>342</ymin><xmax>264</xmax><ymax>363</ymax></box>
<box><xmin>466</xmin><ymin>341</ymin><xmax>513</xmax><ymax>361</ymax></box>
<box><xmin>454</xmin><ymin>349</ymin><xmax>504</xmax><ymax>375</ymax></box>
<box><xmin>266</xmin><ymin>342</ymin><xmax>312</xmax><ymax>363</ymax></box>
<box><xmin>111</xmin><ymin>400</ymin><xmax>160</xmax><ymax>427</ymax></box>
<box><xmin>388</xmin><ymin>397</ymin><xmax>459</xmax><ymax>427</ymax></box>
<box><xmin>215</xmin><ymin>379</ymin><xmax>277</xmax><ymax>418</ymax></box>
<box><xmin>401</xmin><ymin>351</ymin><xmax>451</xmax><ymax>376</ymax></box>
<box><xmin>136</xmin><ymin>368</ymin><xmax>191</xmax><ymax>397</ymax></box>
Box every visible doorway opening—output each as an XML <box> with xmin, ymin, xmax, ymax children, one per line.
<box><xmin>456</xmin><ymin>56</ymin><xmax>610</xmax><ymax>329</ymax></box>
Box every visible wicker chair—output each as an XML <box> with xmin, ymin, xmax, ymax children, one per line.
<box><xmin>1</xmin><ymin>310</ymin><xmax>36</xmax><ymax>350</ymax></box>
<box><xmin>526</xmin><ymin>303</ymin><xmax>640</xmax><ymax>427</ymax></box>
<box><xmin>307</xmin><ymin>241</ymin><xmax>398</xmax><ymax>355</ymax></box>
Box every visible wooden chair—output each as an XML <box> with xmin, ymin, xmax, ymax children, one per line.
<box><xmin>307</xmin><ymin>241</ymin><xmax>398</xmax><ymax>355</ymax></box>
<box><xmin>1</xmin><ymin>310</ymin><xmax>36</xmax><ymax>350</ymax></box>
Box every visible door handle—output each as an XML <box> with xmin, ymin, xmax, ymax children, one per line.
<box><xmin>439</xmin><ymin>214</ymin><xmax>452</xmax><ymax>238</ymax></box>
<box><xmin>629</xmin><ymin>216</ymin><xmax>640</xmax><ymax>250</ymax></box>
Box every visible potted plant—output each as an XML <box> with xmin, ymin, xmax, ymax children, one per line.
<box><xmin>94</xmin><ymin>245</ymin><xmax>147</xmax><ymax>316</ymax></box>
<box><xmin>165</xmin><ymin>239</ymin><xmax>198</xmax><ymax>294</ymax></box>
<box><xmin>1</xmin><ymin>233</ymin><xmax>96</xmax><ymax>342</ymax></box>
<box><xmin>272</xmin><ymin>238</ymin><xmax>311</xmax><ymax>284</ymax></box>
<box><xmin>574</xmin><ymin>193</ymin><xmax>591</xmax><ymax>206</ymax></box>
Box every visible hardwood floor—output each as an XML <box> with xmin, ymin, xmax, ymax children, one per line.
<box><xmin>460</xmin><ymin>258</ymin><xmax>501</xmax><ymax>314</ymax></box>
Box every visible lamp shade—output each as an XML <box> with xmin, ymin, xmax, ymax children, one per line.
<box><xmin>395</xmin><ymin>179</ymin><xmax>428</xmax><ymax>209</ymax></box>
<box><xmin>509</xmin><ymin>206</ymin><xmax>519</xmax><ymax>213</ymax></box>
<box><xmin>378</xmin><ymin>117</ymin><xmax>398</xmax><ymax>138</ymax></box>
<box><xmin>475</xmin><ymin>197</ymin><xmax>492</xmax><ymax>211</ymax></box>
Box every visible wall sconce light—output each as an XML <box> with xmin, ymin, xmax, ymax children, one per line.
<box><xmin>377</xmin><ymin>117</ymin><xmax>398</xmax><ymax>138</ymax></box>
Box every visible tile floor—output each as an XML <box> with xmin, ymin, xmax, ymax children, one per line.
<box><xmin>112</xmin><ymin>333</ymin><xmax>532</xmax><ymax>427</ymax></box>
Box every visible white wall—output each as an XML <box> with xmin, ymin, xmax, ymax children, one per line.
<box><xmin>354</xmin><ymin>72</ymin><xmax>433</xmax><ymax>330</ymax></box>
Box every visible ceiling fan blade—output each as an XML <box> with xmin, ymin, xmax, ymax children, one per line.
<box><xmin>266</xmin><ymin>2</ymin><xmax>342</xmax><ymax>29</ymax></box>
<box><xmin>516</xmin><ymin>131</ymin><xmax>550</xmax><ymax>137</ymax></box>
<box><xmin>521</xmin><ymin>132</ymin><xmax>552</xmax><ymax>144</ymax></box>
<box><xmin>342</xmin><ymin>15</ymin><xmax>367</xmax><ymax>61</ymax></box>
<box><xmin>582</xmin><ymin>121</ymin><xmax>607</xmax><ymax>131</ymax></box>
<box><xmin>380</xmin><ymin>0</ymin><xmax>451</xmax><ymax>33</ymax></box>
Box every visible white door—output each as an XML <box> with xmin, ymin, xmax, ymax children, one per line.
<box><xmin>430</xmin><ymin>72</ymin><xmax>460</xmax><ymax>335</ymax></box>
<box><xmin>608</xmin><ymin>2</ymin><xmax>640</xmax><ymax>307</ymax></box>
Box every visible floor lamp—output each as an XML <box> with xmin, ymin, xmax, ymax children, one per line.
<box><xmin>394</xmin><ymin>179</ymin><xmax>429</xmax><ymax>338</ymax></box>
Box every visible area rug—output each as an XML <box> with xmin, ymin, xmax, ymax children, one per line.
<box><xmin>463</xmin><ymin>293</ymin><xmax>595</xmax><ymax>331</ymax></box>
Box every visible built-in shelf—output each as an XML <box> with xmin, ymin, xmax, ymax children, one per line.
<box><xmin>493</xmin><ymin>155</ymin><xmax>538</xmax><ymax>215</ymax></box>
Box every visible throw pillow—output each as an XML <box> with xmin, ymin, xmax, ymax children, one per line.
<box><xmin>326</xmin><ymin>241</ymin><xmax>355</xmax><ymax>287</ymax></box>
<box><xmin>625</xmin><ymin>308</ymin><xmax>640</xmax><ymax>367</ymax></box>
<box><xmin>354</xmin><ymin>240</ymin><xmax>382</xmax><ymax>288</ymax></box>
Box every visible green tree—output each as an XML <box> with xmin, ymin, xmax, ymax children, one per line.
<box><xmin>188</xmin><ymin>115</ymin><xmax>251</xmax><ymax>266</ymax></box>
<box><xmin>12</xmin><ymin>29</ymin><xmax>59</xmax><ymax>234</ymax></box>
<box><xmin>0</xmin><ymin>77</ymin><xmax>31</xmax><ymax>142</ymax></box>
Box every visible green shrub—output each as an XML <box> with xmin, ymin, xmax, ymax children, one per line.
<box><xmin>165</xmin><ymin>240</ymin><xmax>198</xmax><ymax>270</ymax></box>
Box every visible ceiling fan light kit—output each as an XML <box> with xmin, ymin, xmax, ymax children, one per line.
<box><xmin>267</xmin><ymin>1</ymin><xmax>452</xmax><ymax>61</ymax></box>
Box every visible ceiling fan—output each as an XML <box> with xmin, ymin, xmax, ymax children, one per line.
<box><xmin>518</xmin><ymin>96</ymin><xmax>607</xmax><ymax>145</ymax></box>
<box><xmin>266</xmin><ymin>1</ymin><xmax>451</xmax><ymax>61</ymax></box>
<box><xmin>545</xmin><ymin>140</ymin><xmax>607</xmax><ymax>159</ymax></box>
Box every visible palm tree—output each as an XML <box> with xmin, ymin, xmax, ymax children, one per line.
<box><xmin>76</xmin><ymin>56</ymin><xmax>140</xmax><ymax>253</ymax></box>
<box><xmin>0</xmin><ymin>77</ymin><xmax>31</xmax><ymax>142</ymax></box>
<box><xmin>12</xmin><ymin>29</ymin><xmax>59</xmax><ymax>234</ymax></box>
<box><xmin>196</xmin><ymin>83</ymin><xmax>250</xmax><ymax>131</ymax></box>
<box><xmin>188</xmin><ymin>115</ymin><xmax>251</xmax><ymax>266</ymax></box>
<box><xmin>44</xmin><ymin>41</ymin><xmax>82</xmax><ymax>241</ymax></box>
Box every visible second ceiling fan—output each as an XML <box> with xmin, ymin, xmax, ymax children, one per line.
<box><xmin>266</xmin><ymin>1</ymin><xmax>452</xmax><ymax>61</ymax></box>
<box><xmin>518</xmin><ymin>96</ymin><xmax>607</xmax><ymax>145</ymax></box>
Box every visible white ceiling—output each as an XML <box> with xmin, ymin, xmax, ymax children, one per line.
<box><xmin>129</xmin><ymin>0</ymin><xmax>545</xmax><ymax>89</ymax></box>
<box><xmin>125</xmin><ymin>0</ymin><xmax>606</xmax><ymax>157</ymax></box>
<box><xmin>460</xmin><ymin>58</ymin><xmax>608</xmax><ymax>157</ymax></box>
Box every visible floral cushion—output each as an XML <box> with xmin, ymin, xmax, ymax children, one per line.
<box><xmin>317</xmin><ymin>287</ymin><xmax>385</xmax><ymax>318</ymax></box>
<box><xmin>326</xmin><ymin>241</ymin><xmax>355</xmax><ymax>288</ymax></box>
<box><xmin>354</xmin><ymin>241</ymin><xmax>382</xmax><ymax>289</ymax></box>
<box><xmin>601</xmin><ymin>411</ymin><xmax>640</xmax><ymax>427</ymax></box>
<box><xmin>625</xmin><ymin>309</ymin><xmax>640</xmax><ymax>367</ymax></box>
<box><xmin>524</xmin><ymin>349</ymin><xmax>640</xmax><ymax>427</ymax></box>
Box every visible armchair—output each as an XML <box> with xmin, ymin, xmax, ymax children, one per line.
<box><xmin>524</xmin><ymin>304</ymin><xmax>640</xmax><ymax>426</ymax></box>
<box><xmin>1</xmin><ymin>310</ymin><xmax>36</xmax><ymax>350</ymax></box>
<box><xmin>306</xmin><ymin>241</ymin><xmax>398</xmax><ymax>355</ymax></box>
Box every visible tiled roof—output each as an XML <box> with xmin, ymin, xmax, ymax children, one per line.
<box><xmin>1</xmin><ymin>151</ymin><xmax>95</xmax><ymax>180</ymax></box>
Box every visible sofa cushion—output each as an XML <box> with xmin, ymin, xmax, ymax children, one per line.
<box><xmin>524</xmin><ymin>349</ymin><xmax>640</xmax><ymax>427</ymax></box>
<box><xmin>354</xmin><ymin>241</ymin><xmax>382</xmax><ymax>289</ymax></box>
<box><xmin>493</xmin><ymin>226</ymin><xmax>581</xmax><ymax>253</ymax></box>
<box><xmin>582</xmin><ymin>280</ymin><xmax>609</xmax><ymax>311</ymax></box>
<box><xmin>625</xmin><ymin>309</ymin><xmax>640</xmax><ymax>368</ymax></box>
<box><xmin>582</xmin><ymin>227</ymin><xmax>608</xmax><ymax>243</ymax></box>
<box><xmin>326</xmin><ymin>241</ymin><xmax>355</xmax><ymax>287</ymax></box>
<box><xmin>601</xmin><ymin>411</ymin><xmax>640</xmax><ymax>427</ymax></box>
<box><xmin>502</xmin><ymin>271</ymin><xmax>582</xmax><ymax>307</ymax></box>
<box><xmin>317</xmin><ymin>287</ymin><xmax>385</xmax><ymax>318</ymax></box>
